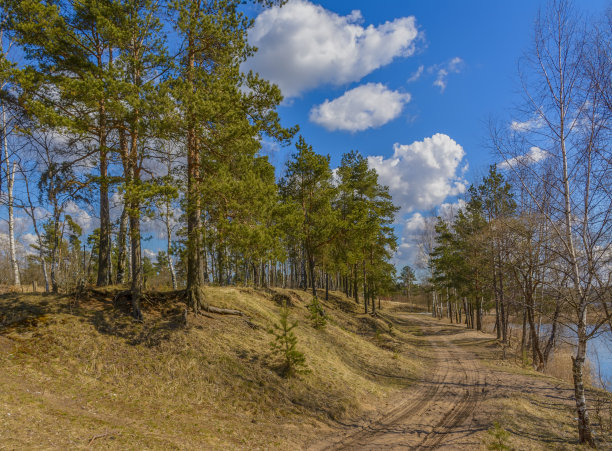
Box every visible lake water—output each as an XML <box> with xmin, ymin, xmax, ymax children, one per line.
<box><xmin>585</xmin><ymin>330</ymin><xmax>612</xmax><ymax>390</ymax></box>
<box><xmin>515</xmin><ymin>322</ymin><xmax>612</xmax><ymax>391</ymax></box>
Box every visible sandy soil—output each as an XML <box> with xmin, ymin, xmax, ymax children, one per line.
<box><xmin>311</xmin><ymin>312</ymin><xmax>584</xmax><ymax>450</ymax></box>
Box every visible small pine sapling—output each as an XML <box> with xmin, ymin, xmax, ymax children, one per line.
<box><xmin>308</xmin><ymin>296</ymin><xmax>327</xmax><ymax>329</ymax></box>
<box><xmin>486</xmin><ymin>421</ymin><xmax>510</xmax><ymax>450</ymax></box>
<box><xmin>269</xmin><ymin>302</ymin><xmax>307</xmax><ymax>377</ymax></box>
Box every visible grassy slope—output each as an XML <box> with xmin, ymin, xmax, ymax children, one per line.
<box><xmin>3</xmin><ymin>287</ymin><xmax>609</xmax><ymax>449</ymax></box>
<box><xmin>0</xmin><ymin>287</ymin><xmax>425</xmax><ymax>450</ymax></box>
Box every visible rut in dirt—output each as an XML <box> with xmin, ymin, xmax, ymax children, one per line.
<box><xmin>315</xmin><ymin>315</ymin><xmax>487</xmax><ymax>451</ymax></box>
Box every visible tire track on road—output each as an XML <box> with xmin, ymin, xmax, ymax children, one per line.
<box><xmin>313</xmin><ymin>314</ymin><xmax>486</xmax><ymax>450</ymax></box>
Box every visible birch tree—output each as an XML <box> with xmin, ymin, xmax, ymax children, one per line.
<box><xmin>0</xmin><ymin>9</ymin><xmax>19</xmax><ymax>286</ymax></box>
<box><xmin>495</xmin><ymin>1</ymin><xmax>612</xmax><ymax>444</ymax></box>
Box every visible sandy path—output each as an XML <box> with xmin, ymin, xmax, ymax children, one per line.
<box><xmin>313</xmin><ymin>314</ymin><xmax>493</xmax><ymax>450</ymax></box>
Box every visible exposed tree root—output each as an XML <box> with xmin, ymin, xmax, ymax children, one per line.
<box><xmin>112</xmin><ymin>287</ymin><xmax>248</xmax><ymax>322</ymax></box>
<box><xmin>183</xmin><ymin>287</ymin><xmax>247</xmax><ymax>317</ymax></box>
<box><xmin>201</xmin><ymin>305</ymin><xmax>244</xmax><ymax>316</ymax></box>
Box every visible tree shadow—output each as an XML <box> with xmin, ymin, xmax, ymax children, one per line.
<box><xmin>0</xmin><ymin>293</ymin><xmax>50</xmax><ymax>332</ymax></box>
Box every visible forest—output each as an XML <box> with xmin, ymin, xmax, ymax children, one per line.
<box><xmin>0</xmin><ymin>0</ymin><xmax>399</xmax><ymax>315</ymax></box>
<box><xmin>0</xmin><ymin>0</ymin><xmax>611</xmax><ymax>448</ymax></box>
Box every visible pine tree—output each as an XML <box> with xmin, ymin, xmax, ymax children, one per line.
<box><xmin>308</xmin><ymin>296</ymin><xmax>326</xmax><ymax>329</ymax></box>
<box><xmin>280</xmin><ymin>136</ymin><xmax>338</xmax><ymax>298</ymax></box>
<box><xmin>170</xmin><ymin>0</ymin><xmax>293</xmax><ymax>311</ymax></box>
<box><xmin>113</xmin><ymin>0</ymin><xmax>172</xmax><ymax>319</ymax></box>
<box><xmin>335</xmin><ymin>150</ymin><xmax>398</xmax><ymax>313</ymax></box>
<box><xmin>269</xmin><ymin>301</ymin><xmax>307</xmax><ymax>377</ymax></box>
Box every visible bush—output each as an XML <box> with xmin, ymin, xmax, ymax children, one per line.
<box><xmin>269</xmin><ymin>302</ymin><xmax>307</xmax><ymax>377</ymax></box>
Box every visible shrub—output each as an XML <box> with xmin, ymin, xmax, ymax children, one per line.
<box><xmin>269</xmin><ymin>302</ymin><xmax>307</xmax><ymax>377</ymax></box>
<box><xmin>486</xmin><ymin>421</ymin><xmax>510</xmax><ymax>450</ymax></box>
<box><xmin>307</xmin><ymin>296</ymin><xmax>326</xmax><ymax>329</ymax></box>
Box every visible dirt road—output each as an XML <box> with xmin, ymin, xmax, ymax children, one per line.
<box><xmin>312</xmin><ymin>312</ymin><xmax>578</xmax><ymax>450</ymax></box>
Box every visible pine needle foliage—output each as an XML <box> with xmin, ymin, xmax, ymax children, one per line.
<box><xmin>486</xmin><ymin>421</ymin><xmax>510</xmax><ymax>450</ymax></box>
<box><xmin>269</xmin><ymin>301</ymin><xmax>307</xmax><ymax>377</ymax></box>
<box><xmin>307</xmin><ymin>296</ymin><xmax>326</xmax><ymax>329</ymax></box>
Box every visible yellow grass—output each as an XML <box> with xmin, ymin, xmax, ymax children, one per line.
<box><xmin>0</xmin><ymin>286</ymin><xmax>424</xmax><ymax>449</ymax></box>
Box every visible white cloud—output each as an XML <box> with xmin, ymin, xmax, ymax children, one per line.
<box><xmin>247</xmin><ymin>0</ymin><xmax>419</xmax><ymax>97</ymax></box>
<box><xmin>394</xmin><ymin>213</ymin><xmax>426</xmax><ymax>270</ymax></box>
<box><xmin>21</xmin><ymin>233</ymin><xmax>39</xmax><ymax>255</ymax></box>
<box><xmin>0</xmin><ymin>232</ymin><xmax>28</xmax><ymax>258</ymax></box>
<box><xmin>407</xmin><ymin>65</ymin><xmax>424</xmax><ymax>83</ymax></box>
<box><xmin>498</xmin><ymin>146</ymin><xmax>548</xmax><ymax>170</ymax></box>
<box><xmin>143</xmin><ymin>249</ymin><xmax>157</xmax><ymax>261</ymax></box>
<box><xmin>438</xmin><ymin>199</ymin><xmax>466</xmax><ymax>222</ymax></box>
<box><xmin>368</xmin><ymin>133</ymin><xmax>467</xmax><ymax>214</ymax></box>
<box><xmin>432</xmin><ymin>57</ymin><xmax>464</xmax><ymax>93</ymax></box>
<box><xmin>64</xmin><ymin>201</ymin><xmax>94</xmax><ymax>232</ymax></box>
<box><xmin>393</xmin><ymin>199</ymin><xmax>467</xmax><ymax>275</ymax></box>
<box><xmin>510</xmin><ymin>117</ymin><xmax>543</xmax><ymax>132</ymax></box>
<box><xmin>309</xmin><ymin>83</ymin><xmax>410</xmax><ymax>132</ymax></box>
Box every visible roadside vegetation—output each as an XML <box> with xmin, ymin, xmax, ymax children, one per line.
<box><xmin>0</xmin><ymin>0</ymin><xmax>610</xmax><ymax>447</ymax></box>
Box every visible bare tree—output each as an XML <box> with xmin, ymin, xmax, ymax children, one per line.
<box><xmin>494</xmin><ymin>1</ymin><xmax>612</xmax><ymax>445</ymax></box>
<box><xmin>16</xmin><ymin>160</ymin><xmax>50</xmax><ymax>292</ymax></box>
<box><xmin>0</xmin><ymin>14</ymin><xmax>20</xmax><ymax>287</ymax></box>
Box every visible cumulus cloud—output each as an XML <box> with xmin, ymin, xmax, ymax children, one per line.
<box><xmin>21</xmin><ymin>233</ymin><xmax>39</xmax><ymax>255</ymax></box>
<box><xmin>247</xmin><ymin>0</ymin><xmax>419</xmax><ymax>97</ymax></box>
<box><xmin>498</xmin><ymin>146</ymin><xmax>548</xmax><ymax>170</ymax></box>
<box><xmin>432</xmin><ymin>57</ymin><xmax>464</xmax><ymax>93</ymax></box>
<box><xmin>0</xmin><ymin>232</ymin><xmax>28</xmax><ymax>258</ymax></box>
<box><xmin>64</xmin><ymin>201</ymin><xmax>94</xmax><ymax>232</ymax></box>
<box><xmin>368</xmin><ymin>133</ymin><xmax>467</xmax><ymax>214</ymax></box>
<box><xmin>143</xmin><ymin>248</ymin><xmax>157</xmax><ymax>261</ymax></box>
<box><xmin>309</xmin><ymin>83</ymin><xmax>411</xmax><ymax>132</ymax></box>
<box><xmin>393</xmin><ymin>199</ymin><xmax>467</xmax><ymax>274</ymax></box>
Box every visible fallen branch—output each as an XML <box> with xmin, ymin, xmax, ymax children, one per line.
<box><xmin>87</xmin><ymin>430</ymin><xmax>117</xmax><ymax>446</ymax></box>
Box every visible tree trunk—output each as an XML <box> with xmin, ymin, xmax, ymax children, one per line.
<box><xmin>185</xmin><ymin>26</ymin><xmax>203</xmax><ymax>312</ymax></box>
<box><xmin>7</xmin><ymin>162</ymin><xmax>20</xmax><ymax>286</ymax></box>
<box><xmin>2</xmin><ymin>106</ymin><xmax>20</xmax><ymax>286</ymax></box>
<box><xmin>362</xmin><ymin>260</ymin><xmax>367</xmax><ymax>313</ymax></box>
<box><xmin>353</xmin><ymin>265</ymin><xmax>359</xmax><ymax>304</ymax></box>
<box><xmin>129</xmin><ymin>208</ymin><xmax>143</xmax><ymax>321</ymax></box>
<box><xmin>521</xmin><ymin>308</ymin><xmax>528</xmax><ymax>356</ymax></box>
<box><xmin>306</xmin><ymin>250</ymin><xmax>316</xmax><ymax>298</ymax></box>
<box><xmin>527</xmin><ymin>305</ymin><xmax>544</xmax><ymax>370</ymax></box>
<box><xmin>96</xmin><ymin>101</ymin><xmax>111</xmax><ymax>287</ymax></box>
<box><xmin>50</xmin><ymin>212</ymin><xmax>60</xmax><ymax>293</ymax></box>
<box><xmin>573</xmin><ymin>324</ymin><xmax>595</xmax><ymax>447</ymax></box>
<box><xmin>166</xmin><ymin>203</ymin><xmax>177</xmax><ymax>289</ymax></box>
<box><xmin>493</xmin><ymin>265</ymin><xmax>501</xmax><ymax>340</ymax></box>
<box><xmin>116</xmin><ymin>205</ymin><xmax>128</xmax><ymax>284</ymax></box>
<box><xmin>476</xmin><ymin>297</ymin><xmax>483</xmax><ymax>331</ymax></box>
<box><xmin>542</xmin><ymin>302</ymin><xmax>560</xmax><ymax>365</ymax></box>
<box><xmin>325</xmin><ymin>272</ymin><xmax>329</xmax><ymax>300</ymax></box>
<box><xmin>371</xmin><ymin>287</ymin><xmax>376</xmax><ymax>315</ymax></box>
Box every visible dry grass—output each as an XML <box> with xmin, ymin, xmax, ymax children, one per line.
<box><xmin>492</xmin><ymin>395</ymin><xmax>578</xmax><ymax>450</ymax></box>
<box><xmin>543</xmin><ymin>348</ymin><xmax>590</xmax><ymax>386</ymax></box>
<box><xmin>0</xmin><ymin>286</ymin><xmax>423</xmax><ymax>450</ymax></box>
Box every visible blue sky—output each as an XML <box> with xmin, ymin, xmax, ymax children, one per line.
<box><xmin>3</xmin><ymin>0</ymin><xmax>608</xmax><ymax>272</ymax></box>
<box><xmin>243</xmin><ymin>0</ymin><xmax>609</xmax><ymax>270</ymax></box>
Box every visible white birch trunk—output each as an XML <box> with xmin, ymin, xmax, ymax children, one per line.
<box><xmin>2</xmin><ymin>105</ymin><xmax>20</xmax><ymax>286</ymax></box>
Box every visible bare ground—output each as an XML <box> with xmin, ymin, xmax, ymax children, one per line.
<box><xmin>312</xmin><ymin>312</ymin><xmax>609</xmax><ymax>450</ymax></box>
